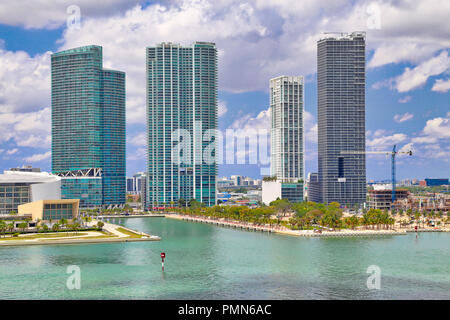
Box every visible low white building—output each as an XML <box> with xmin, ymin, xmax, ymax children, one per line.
<box><xmin>262</xmin><ymin>181</ymin><xmax>282</xmax><ymax>205</ymax></box>
<box><xmin>262</xmin><ymin>180</ymin><xmax>304</xmax><ymax>205</ymax></box>
<box><xmin>0</xmin><ymin>170</ymin><xmax>61</xmax><ymax>214</ymax></box>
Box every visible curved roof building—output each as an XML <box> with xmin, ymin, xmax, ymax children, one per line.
<box><xmin>0</xmin><ymin>170</ymin><xmax>61</xmax><ymax>214</ymax></box>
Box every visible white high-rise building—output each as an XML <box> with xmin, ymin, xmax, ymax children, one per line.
<box><xmin>270</xmin><ymin>76</ymin><xmax>304</xmax><ymax>182</ymax></box>
<box><xmin>266</xmin><ymin>76</ymin><xmax>305</xmax><ymax>204</ymax></box>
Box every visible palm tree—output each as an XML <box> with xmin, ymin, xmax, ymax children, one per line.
<box><xmin>59</xmin><ymin>218</ymin><xmax>68</xmax><ymax>229</ymax></box>
<box><xmin>0</xmin><ymin>220</ymin><xmax>6</xmax><ymax>238</ymax></box>
<box><xmin>18</xmin><ymin>222</ymin><xmax>27</xmax><ymax>233</ymax></box>
<box><xmin>7</xmin><ymin>222</ymin><xmax>14</xmax><ymax>234</ymax></box>
<box><xmin>52</xmin><ymin>223</ymin><xmax>60</xmax><ymax>232</ymax></box>
<box><xmin>72</xmin><ymin>222</ymin><xmax>79</xmax><ymax>234</ymax></box>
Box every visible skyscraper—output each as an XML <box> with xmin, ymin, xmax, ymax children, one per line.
<box><xmin>317</xmin><ymin>32</ymin><xmax>366</xmax><ymax>207</ymax></box>
<box><xmin>270</xmin><ymin>76</ymin><xmax>304</xmax><ymax>182</ymax></box>
<box><xmin>265</xmin><ymin>76</ymin><xmax>304</xmax><ymax>204</ymax></box>
<box><xmin>146</xmin><ymin>42</ymin><xmax>217</xmax><ymax>207</ymax></box>
<box><xmin>51</xmin><ymin>45</ymin><xmax>125</xmax><ymax>208</ymax></box>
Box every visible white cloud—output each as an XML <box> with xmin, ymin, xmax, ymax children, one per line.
<box><xmin>393</xmin><ymin>112</ymin><xmax>414</xmax><ymax>123</ymax></box>
<box><xmin>373</xmin><ymin>129</ymin><xmax>387</xmax><ymax>138</ymax></box>
<box><xmin>398</xmin><ymin>96</ymin><xmax>412</xmax><ymax>103</ymax></box>
<box><xmin>431</xmin><ymin>78</ymin><xmax>450</xmax><ymax>93</ymax></box>
<box><xmin>128</xmin><ymin>132</ymin><xmax>146</xmax><ymax>146</ymax></box>
<box><xmin>422</xmin><ymin>116</ymin><xmax>450</xmax><ymax>138</ymax></box>
<box><xmin>0</xmin><ymin>107</ymin><xmax>51</xmax><ymax>148</ymax></box>
<box><xmin>413</xmin><ymin>115</ymin><xmax>450</xmax><ymax>144</ymax></box>
<box><xmin>0</xmin><ymin>49</ymin><xmax>51</xmax><ymax>113</ymax></box>
<box><xmin>0</xmin><ymin>0</ymin><xmax>143</xmax><ymax>29</ymax></box>
<box><xmin>218</xmin><ymin>100</ymin><xmax>228</xmax><ymax>117</ymax></box>
<box><xmin>366</xmin><ymin>132</ymin><xmax>408</xmax><ymax>150</ymax></box>
<box><xmin>128</xmin><ymin>147</ymin><xmax>146</xmax><ymax>161</ymax></box>
<box><xmin>229</xmin><ymin>107</ymin><xmax>270</xmax><ymax>131</ymax></box>
<box><xmin>6</xmin><ymin>148</ymin><xmax>18</xmax><ymax>155</ymax></box>
<box><xmin>395</xmin><ymin>51</ymin><xmax>450</xmax><ymax>92</ymax></box>
<box><xmin>23</xmin><ymin>151</ymin><xmax>51</xmax><ymax>162</ymax></box>
<box><xmin>304</xmin><ymin>111</ymin><xmax>317</xmax><ymax>143</ymax></box>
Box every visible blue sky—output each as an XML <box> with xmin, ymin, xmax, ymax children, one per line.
<box><xmin>0</xmin><ymin>0</ymin><xmax>448</xmax><ymax>181</ymax></box>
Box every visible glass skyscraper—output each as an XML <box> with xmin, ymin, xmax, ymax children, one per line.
<box><xmin>51</xmin><ymin>45</ymin><xmax>125</xmax><ymax>208</ymax></box>
<box><xmin>146</xmin><ymin>42</ymin><xmax>217</xmax><ymax>207</ymax></box>
<box><xmin>317</xmin><ymin>32</ymin><xmax>366</xmax><ymax>207</ymax></box>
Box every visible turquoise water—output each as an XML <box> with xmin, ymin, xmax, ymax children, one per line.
<box><xmin>0</xmin><ymin>217</ymin><xmax>449</xmax><ymax>299</ymax></box>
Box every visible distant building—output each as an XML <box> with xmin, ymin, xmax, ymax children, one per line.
<box><xmin>0</xmin><ymin>170</ymin><xmax>61</xmax><ymax>214</ymax></box>
<box><xmin>10</xmin><ymin>166</ymin><xmax>41</xmax><ymax>173</ymax></box>
<box><xmin>217</xmin><ymin>177</ymin><xmax>234</xmax><ymax>188</ymax></box>
<box><xmin>317</xmin><ymin>32</ymin><xmax>366</xmax><ymax>207</ymax></box>
<box><xmin>51</xmin><ymin>45</ymin><xmax>126</xmax><ymax>208</ymax></box>
<box><xmin>424</xmin><ymin>178</ymin><xmax>449</xmax><ymax>186</ymax></box>
<box><xmin>419</xmin><ymin>180</ymin><xmax>427</xmax><ymax>187</ymax></box>
<box><xmin>126</xmin><ymin>177</ymin><xmax>135</xmax><ymax>193</ymax></box>
<box><xmin>231</xmin><ymin>175</ymin><xmax>243</xmax><ymax>186</ymax></box>
<box><xmin>307</xmin><ymin>173</ymin><xmax>321</xmax><ymax>203</ymax></box>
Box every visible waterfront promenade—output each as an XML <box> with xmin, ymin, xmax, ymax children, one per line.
<box><xmin>165</xmin><ymin>214</ymin><xmax>408</xmax><ymax>237</ymax></box>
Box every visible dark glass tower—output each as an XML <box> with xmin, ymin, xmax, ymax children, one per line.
<box><xmin>51</xmin><ymin>45</ymin><xmax>125</xmax><ymax>208</ymax></box>
<box><xmin>317</xmin><ymin>32</ymin><xmax>366</xmax><ymax>207</ymax></box>
<box><xmin>146</xmin><ymin>42</ymin><xmax>217</xmax><ymax>207</ymax></box>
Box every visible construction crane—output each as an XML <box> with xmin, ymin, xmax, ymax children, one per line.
<box><xmin>340</xmin><ymin>145</ymin><xmax>413</xmax><ymax>203</ymax></box>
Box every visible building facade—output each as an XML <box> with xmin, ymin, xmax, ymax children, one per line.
<box><xmin>317</xmin><ymin>32</ymin><xmax>366</xmax><ymax>207</ymax></box>
<box><xmin>18</xmin><ymin>199</ymin><xmax>79</xmax><ymax>222</ymax></box>
<box><xmin>368</xmin><ymin>189</ymin><xmax>409</xmax><ymax>210</ymax></box>
<box><xmin>51</xmin><ymin>45</ymin><xmax>126</xmax><ymax>208</ymax></box>
<box><xmin>307</xmin><ymin>172</ymin><xmax>322</xmax><ymax>203</ymax></box>
<box><xmin>0</xmin><ymin>170</ymin><xmax>61</xmax><ymax>214</ymax></box>
<box><xmin>424</xmin><ymin>178</ymin><xmax>449</xmax><ymax>186</ymax></box>
<box><xmin>146</xmin><ymin>42</ymin><xmax>217</xmax><ymax>207</ymax></box>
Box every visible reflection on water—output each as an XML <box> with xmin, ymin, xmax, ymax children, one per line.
<box><xmin>0</xmin><ymin>217</ymin><xmax>449</xmax><ymax>299</ymax></box>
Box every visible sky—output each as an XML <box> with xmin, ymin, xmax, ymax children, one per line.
<box><xmin>0</xmin><ymin>0</ymin><xmax>449</xmax><ymax>181</ymax></box>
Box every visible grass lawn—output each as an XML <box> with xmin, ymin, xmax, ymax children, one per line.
<box><xmin>0</xmin><ymin>232</ymin><xmax>90</xmax><ymax>241</ymax></box>
<box><xmin>116</xmin><ymin>227</ymin><xmax>143</xmax><ymax>238</ymax></box>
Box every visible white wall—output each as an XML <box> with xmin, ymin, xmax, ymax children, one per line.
<box><xmin>31</xmin><ymin>180</ymin><xmax>61</xmax><ymax>201</ymax></box>
<box><xmin>262</xmin><ymin>181</ymin><xmax>281</xmax><ymax>205</ymax></box>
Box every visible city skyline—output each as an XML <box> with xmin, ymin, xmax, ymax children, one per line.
<box><xmin>0</xmin><ymin>1</ymin><xmax>448</xmax><ymax>182</ymax></box>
